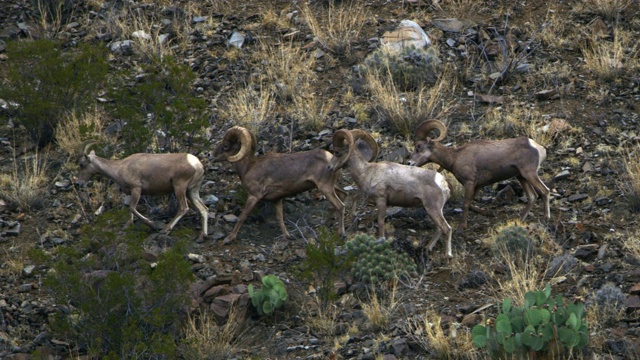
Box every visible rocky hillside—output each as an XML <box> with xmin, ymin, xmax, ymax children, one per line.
<box><xmin>1</xmin><ymin>0</ymin><xmax>639</xmax><ymax>359</ymax></box>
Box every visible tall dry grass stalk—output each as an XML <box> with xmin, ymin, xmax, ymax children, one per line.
<box><xmin>361</xmin><ymin>279</ymin><xmax>400</xmax><ymax>331</ymax></box>
<box><xmin>112</xmin><ymin>7</ymin><xmax>174</xmax><ymax>61</ymax></box>
<box><xmin>583</xmin><ymin>0</ymin><xmax>633</xmax><ymax>20</ymax></box>
<box><xmin>366</xmin><ymin>63</ymin><xmax>457</xmax><ymax>136</ymax></box>
<box><xmin>622</xmin><ymin>147</ymin><xmax>640</xmax><ymax>212</ymax></box>
<box><xmin>582</xmin><ymin>29</ymin><xmax>638</xmax><ymax>81</ymax></box>
<box><xmin>180</xmin><ymin>306</ymin><xmax>247</xmax><ymax>360</ymax></box>
<box><xmin>55</xmin><ymin>109</ymin><xmax>113</xmax><ymax>158</ymax></box>
<box><xmin>405</xmin><ymin>309</ymin><xmax>480</xmax><ymax>359</ymax></box>
<box><xmin>300</xmin><ymin>1</ymin><xmax>370</xmax><ymax>60</ymax></box>
<box><xmin>222</xmin><ymin>85</ymin><xmax>274</xmax><ymax>135</ymax></box>
<box><xmin>0</xmin><ymin>147</ymin><xmax>50</xmax><ymax>212</ymax></box>
<box><xmin>491</xmin><ymin>247</ymin><xmax>544</xmax><ymax>307</ymax></box>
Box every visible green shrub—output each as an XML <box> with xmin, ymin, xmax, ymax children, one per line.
<box><xmin>107</xmin><ymin>56</ymin><xmax>209</xmax><ymax>154</ymax></box>
<box><xmin>298</xmin><ymin>227</ymin><xmax>352</xmax><ymax>307</ymax></box>
<box><xmin>472</xmin><ymin>283</ymin><xmax>589</xmax><ymax>359</ymax></box>
<box><xmin>493</xmin><ymin>225</ymin><xmax>537</xmax><ymax>263</ymax></box>
<box><xmin>248</xmin><ymin>275</ymin><xmax>288</xmax><ymax>315</ymax></box>
<box><xmin>45</xmin><ymin>208</ymin><xmax>194</xmax><ymax>359</ymax></box>
<box><xmin>345</xmin><ymin>234</ymin><xmax>417</xmax><ymax>283</ymax></box>
<box><xmin>0</xmin><ymin>39</ymin><xmax>109</xmax><ymax>147</ymax></box>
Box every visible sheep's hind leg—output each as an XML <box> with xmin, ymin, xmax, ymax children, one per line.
<box><xmin>188</xmin><ymin>188</ymin><xmax>209</xmax><ymax>242</ymax></box>
<box><xmin>274</xmin><ymin>199</ymin><xmax>293</xmax><ymax>239</ymax></box>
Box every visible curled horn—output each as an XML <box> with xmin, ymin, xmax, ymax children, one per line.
<box><xmin>79</xmin><ymin>140</ymin><xmax>98</xmax><ymax>156</ymax></box>
<box><xmin>415</xmin><ymin>120</ymin><xmax>447</xmax><ymax>142</ymax></box>
<box><xmin>225</xmin><ymin>126</ymin><xmax>255</xmax><ymax>163</ymax></box>
<box><xmin>350</xmin><ymin>129</ymin><xmax>379</xmax><ymax>162</ymax></box>
<box><xmin>331</xmin><ymin>129</ymin><xmax>354</xmax><ymax>170</ymax></box>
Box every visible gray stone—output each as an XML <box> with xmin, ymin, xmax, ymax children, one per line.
<box><xmin>110</xmin><ymin>40</ymin><xmax>134</xmax><ymax>55</ymax></box>
<box><xmin>223</xmin><ymin>214</ymin><xmax>239</xmax><ymax>223</ymax></box>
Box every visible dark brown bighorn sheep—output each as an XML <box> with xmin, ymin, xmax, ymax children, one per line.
<box><xmin>213</xmin><ymin>126</ymin><xmax>346</xmax><ymax>244</ymax></box>
<box><xmin>410</xmin><ymin>120</ymin><xmax>550</xmax><ymax>229</ymax></box>
<box><xmin>328</xmin><ymin>129</ymin><xmax>454</xmax><ymax>257</ymax></box>
<box><xmin>75</xmin><ymin>144</ymin><xmax>209</xmax><ymax>241</ymax></box>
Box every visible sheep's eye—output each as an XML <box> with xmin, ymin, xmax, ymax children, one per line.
<box><xmin>223</xmin><ymin>144</ymin><xmax>229</xmax><ymax>150</ymax></box>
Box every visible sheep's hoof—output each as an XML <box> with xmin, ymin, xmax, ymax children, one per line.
<box><xmin>195</xmin><ymin>234</ymin><xmax>206</xmax><ymax>243</ymax></box>
<box><xmin>222</xmin><ymin>236</ymin><xmax>235</xmax><ymax>245</ymax></box>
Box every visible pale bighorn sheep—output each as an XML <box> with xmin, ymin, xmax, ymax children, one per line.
<box><xmin>75</xmin><ymin>144</ymin><xmax>209</xmax><ymax>241</ymax></box>
<box><xmin>212</xmin><ymin>126</ymin><xmax>346</xmax><ymax>244</ymax></box>
<box><xmin>410</xmin><ymin>120</ymin><xmax>550</xmax><ymax>229</ymax></box>
<box><xmin>328</xmin><ymin>129</ymin><xmax>454</xmax><ymax>257</ymax></box>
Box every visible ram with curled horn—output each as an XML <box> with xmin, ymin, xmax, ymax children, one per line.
<box><xmin>212</xmin><ymin>126</ymin><xmax>346</xmax><ymax>244</ymax></box>
<box><xmin>409</xmin><ymin>119</ymin><xmax>551</xmax><ymax>229</ymax></box>
<box><xmin>74</xmin><ymin>142</ymin><xmax>209</xmax><ymax>241</ymax></box>
<box><xmin>327</xmin><ymin>129</ymin><xmax>454</xmax><ymax>258</ymax></box>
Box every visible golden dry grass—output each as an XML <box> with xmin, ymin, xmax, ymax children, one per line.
<box><xmin>0</xmin><ymin>147</ymin><xmax>51</xmax><ymax>212</ymax></box>
<box><xmin>366</xmin><ymin>63</ymin><xmax>457</xmax><ymax>136</ymax></box>
<box><xmin>405</xmin><ymin>309</ymin><xmax>481</xmax><ymax>359</ymax></box>
<box><xmin>300</xmin><ymin>1</ymin><xmax>371</xmax><ymax>61</ymax></box>
<box><xmin>180</xmin><ymin>306</ymin><xmax>247</xmax><ymax>360</ymax></box>
<box><xmin>622</xmin><ymin>147</ymin><xmax>640</xmax><ymax>212</ymax></box>
<box><xmin>55</xmin><ymin>109</ymin><xmax>114</xmax><ymax>158</ymax></box>
<box><xmin>221</xmin><ymin>85</ymin><xmax>274</xmax><ymax>135</ymax></box>
<box><xmin>583</xmin><ymin>0</ymin><xmax>633</xmax><ymax>20</ymax></box>
<box><xmin>361</xmin><ymin>280</ymin><xmax>400</xmax><ymax>331</ymax></box>
<box><xmin>582</xmin><ymin>28</ymin><xmax>639</xmax><ymax>81</ymax></box>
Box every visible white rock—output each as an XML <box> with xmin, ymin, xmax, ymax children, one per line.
<box><xmin>381</xmin><ymin>20</ymin><xmax>431</xmax><ymax>53</ymax></box>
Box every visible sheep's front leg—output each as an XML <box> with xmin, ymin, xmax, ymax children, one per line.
<box><xmin>274</xmin><ymin>199</ymin><xmax>292</xmax><ymax>239</ymax></box>
<box><xmin>224</xmin><ymin>195</ymin><xmax>260</xmax><ymax>244</ymax></box>
<box><xmin>375</xmin><ymin>197</ymin><xmax>388</xmax><ymax>238</ymax></box>
<box><xmin>127</xmin><ymin>187</ymin><xmax>158</xmax><ymax>230</ymax></box>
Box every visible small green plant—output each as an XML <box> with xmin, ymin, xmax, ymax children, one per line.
<box><xmin>248</xmin><ymin>275</ymin><xmax>288</xmax><ymax>315</ymax></box>
<box><xmin>345</xmin><ymin>234</ymin><xmax>417</xmax><ymax>283</ymax></box>
<box><xmin>493</xmin><ymin>225</ymin><xmax>537</xmax><ymax>264</ymax></box>
<box><xmin>472</xmin><ymin>283</ymin><xmax>589</xmax><ymax>359</ymax></box>
<box><xmin>298</xmin><ymin>227</ymin><xmax>353</xmax><ymax>307</ymax></box>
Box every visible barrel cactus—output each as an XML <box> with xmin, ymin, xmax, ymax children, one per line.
<box><xmin>345</xmin><ymin>234</ymin><xmax>417</xmax><ymax>283</ymax></box>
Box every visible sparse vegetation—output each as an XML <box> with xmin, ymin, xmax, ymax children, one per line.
<box><xmin>180</xmin><ymin>306</ymin><xmax>247</xmax><ymax>360</ymax></box>
<box><xmin>0</xmin><ymin>147</ymin><xmax>50</xmax><ymax>212</ymax></box>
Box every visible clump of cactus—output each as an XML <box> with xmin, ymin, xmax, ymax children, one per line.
<box><xmin>248</xmin><ymin>275</ymin><xmax>288</xmax><ymax>315</ymax></box>
<box><xmin>592</xmin><ymin>282</ymin><xmax>626</xmax><ymax>325</ymax></box>
<box><xmin>493</xmin><ymin>225</ymin><xmax>537</xmax><ymax>263</ymax></box>
<box><xmin>545</xmin><ymin>253</ymin><xmax>579</xmax><ymax>278</ymax></box>
<box><xmin>359</xmin><ymin>46</ymin><xmax>441</xmax><ymax>91</ymax></box>
<box><xmin>472</xmin><ymin>283</ymin><xmax>589</xmax><ymax>358</ymax></box>
<box><xmin>345</xmin><ymin>234</ymin><xmax>417</xmax><ymax>283</ymax></box>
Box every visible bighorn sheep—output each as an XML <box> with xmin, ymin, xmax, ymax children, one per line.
<box><xmin>75</xmin><ymin>145</ymin><xmax>209</xmax><ymax>241</ymax></box>
<box><xmin>212</xmin><ymin>126</ymin><xmax>345</xmax><ymax>244</ymax></box>
<box><xmin>410</xmin><ymin>120</ymin><xmax>550</xmax><ymax>229</ymax></box>
<box><xmin>328</xmin><ymin>129</ymin><xmax>454</xmax><ymax>257</ymax></box>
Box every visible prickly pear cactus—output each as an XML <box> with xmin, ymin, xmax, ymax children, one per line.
<box><xmin>472</xmin><ymin>283</ymin><xmax>589</xmax><ymax>358</ymax></box>
<box><xmin>345</xmin><ymin>234</ymin><xmax>417</xmax><ymax>283</ymax></box>
<box><xmin>248</xmin><ymin>274</ymin><xmax>288</xmax><ymax>315</ymax></box>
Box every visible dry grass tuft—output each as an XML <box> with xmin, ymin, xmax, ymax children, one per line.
<box><xmin>621</xmin><ymin>148</ymin><xmax>640</xmax><ymax>212</ymax></box>
<box><xmin>583</xmin><ymin>0</ymin><xmax>633</xmax><ymax>21</ymax></box>
<box><xmin>0</xmin><ymin>147</ymin><xmax>51</xmax><ymax>212</ymax></box>
<box><xmin>623</xmin><ymin>229</ymin><xmax>640</xmax><ymax>260</ymax></box>
<box><xmin>361</xmin><ymin>280</ymin><xmax>400</xmax><ymax>332</ymax></box>
<box><xmin>300</xmin><ymin>1</ymin><xmax>370</xmax><ymax>61</ymax></box>
<box><xmin>405</xmin><ymin>309</ymin><xmax>480</xmax><ymax>359</ymax></box>
<box><xmin>582</xmin><ymin>29</ymin><xmax>639</xmax><ymax>81</ymax></box>
<box><xmin>180</xmin><ymin>306</ymin><xmax>247</xmax><ymax>360</ymax></box>
<box><xmin>55</xmin><ymin>109</ymin><xmax>113</xmax><ymax>158</ymax></box>
<box><xmin>221</xmin><ymin>85</ymin><xmax>274</xmax><ymax>135</ymax></box>
<box><xmin>366</xmin><ymin>63</ymin><xmax>457</xmax><ymax>136</ymax></box>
